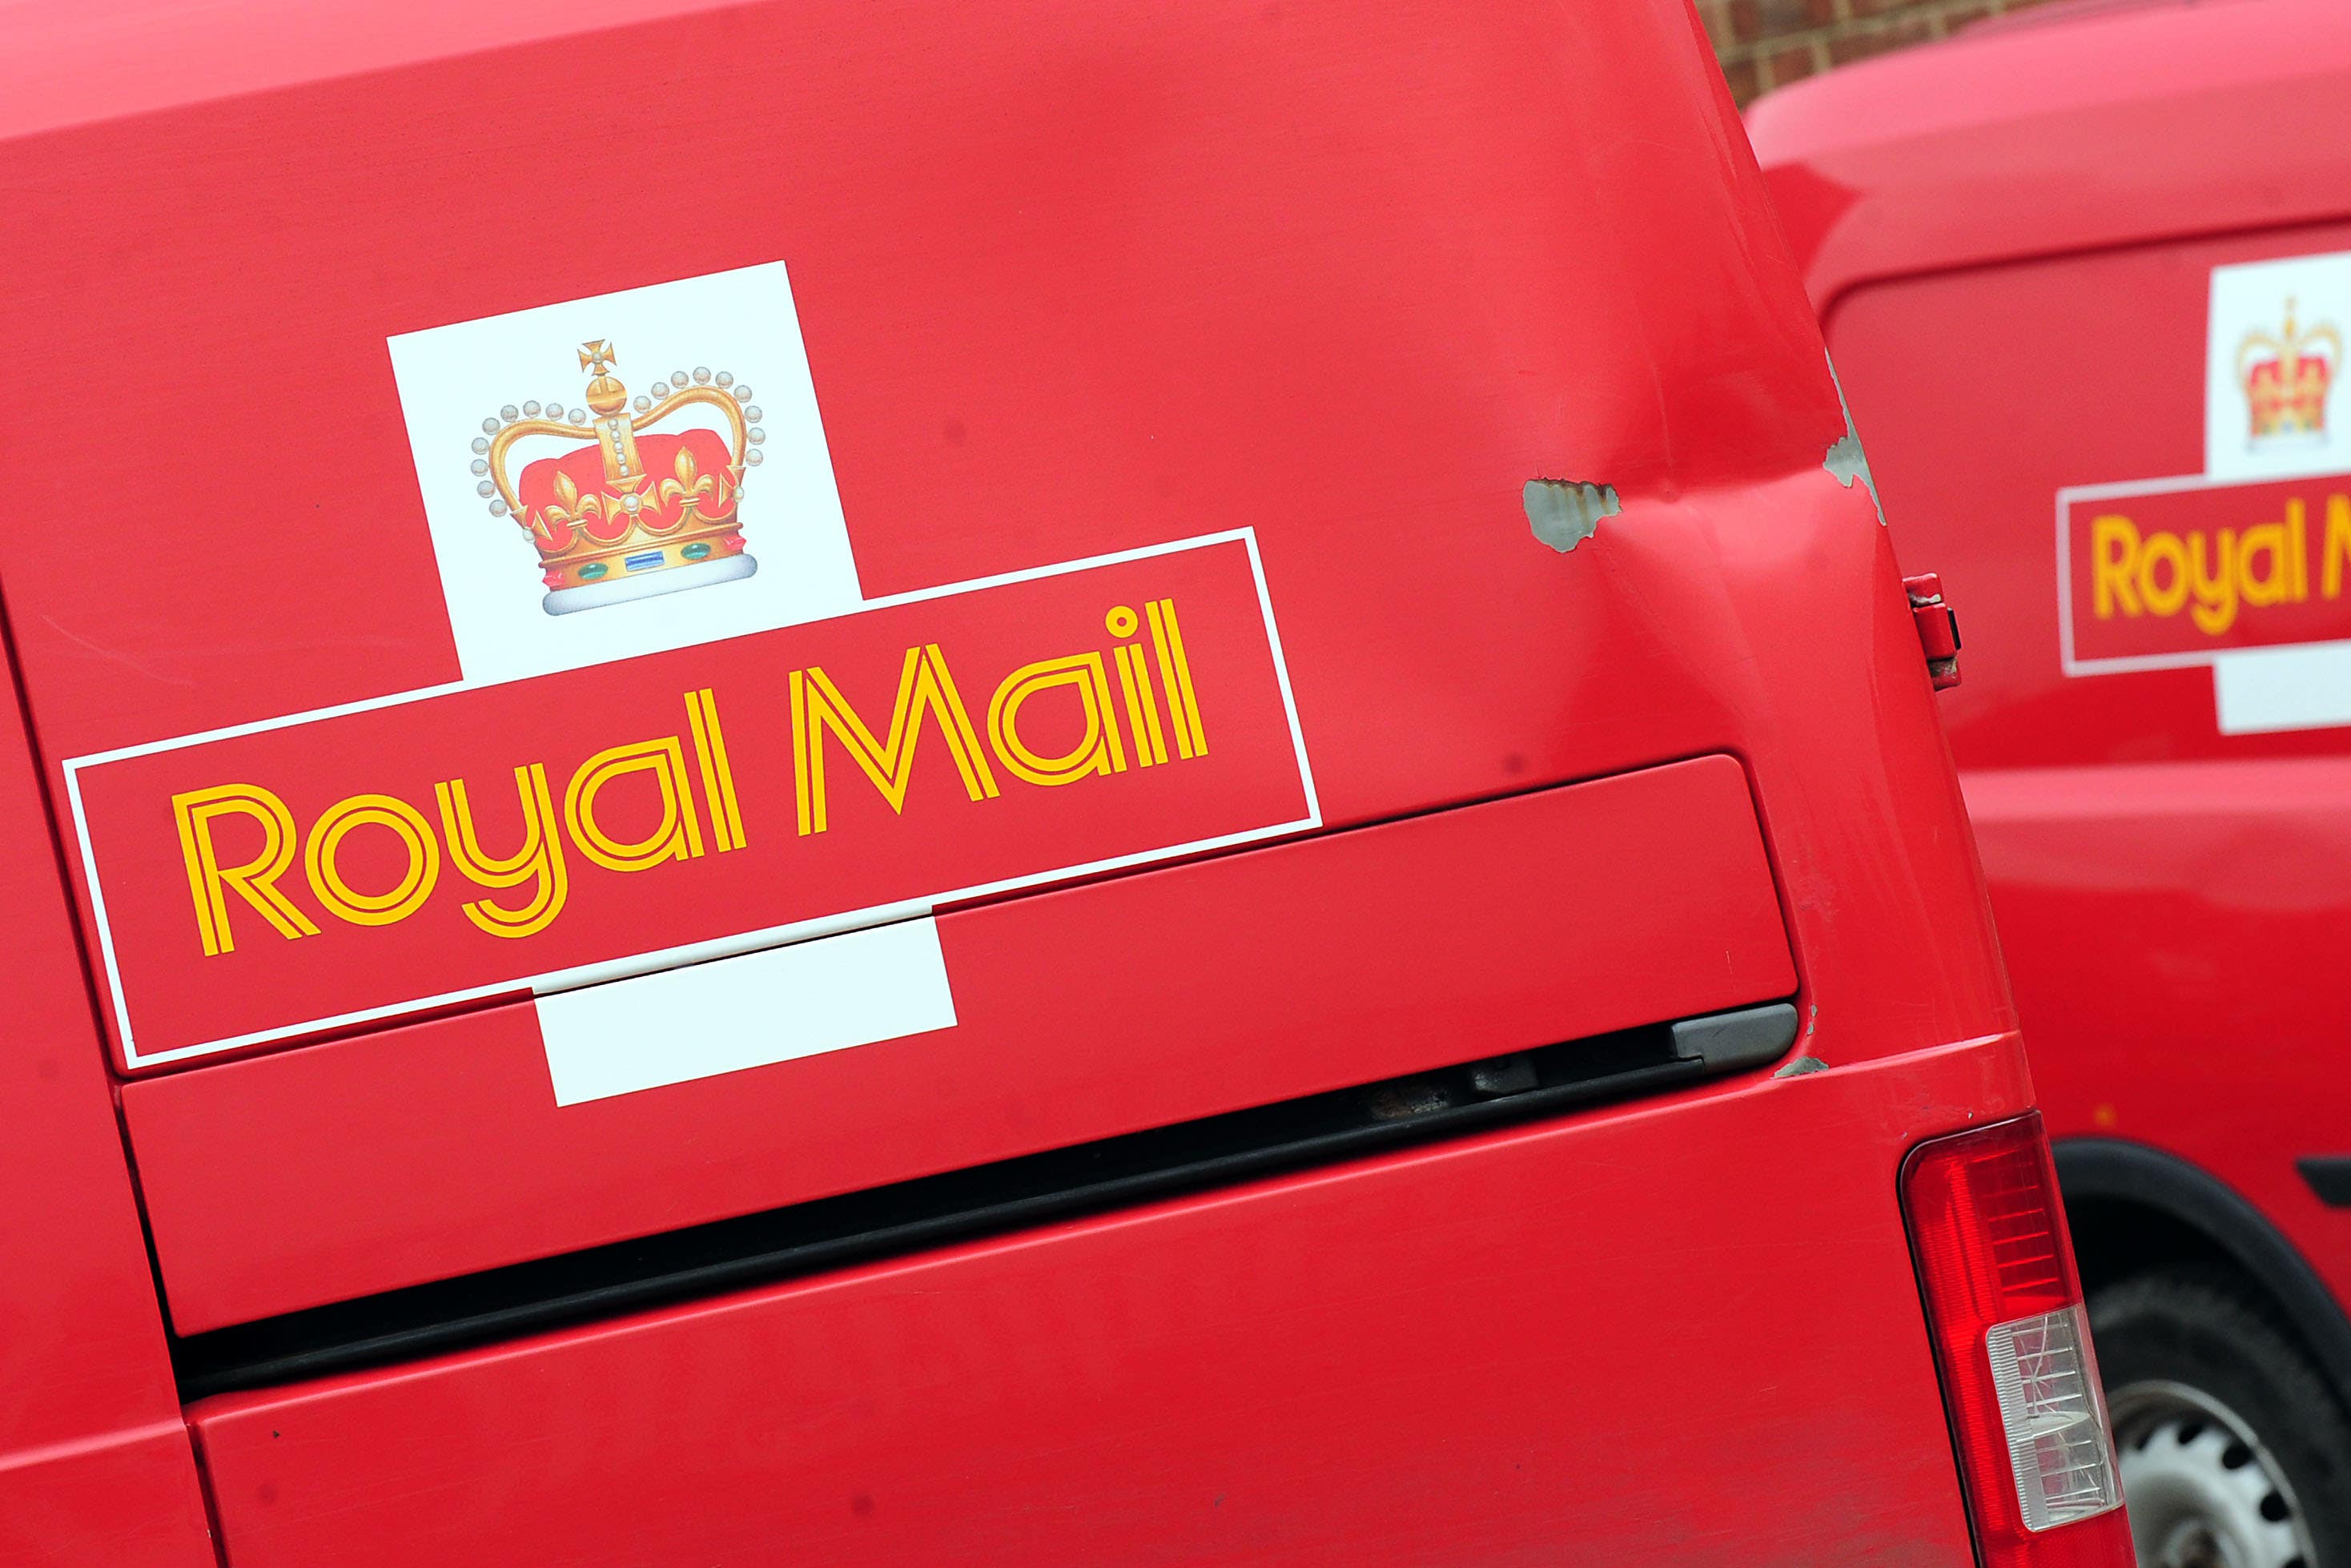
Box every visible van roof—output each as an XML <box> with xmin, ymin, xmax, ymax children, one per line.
<box><xmin>1746</xmin><ymin>0</ymin><xmax>2351</xmax><ymax>313</ymax></box>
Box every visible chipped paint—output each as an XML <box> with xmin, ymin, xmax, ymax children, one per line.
<box><xmin>1772</xmin><ymin>1055</ymin><xmax>1830</xmax><ymax>1079</ymax></box>
<box><xmin>1823</xmin><ymin>356</ymin><xmax>1886</xmax><ymax>525</ymax></box>
<box><xmin>1524</xmin><ymin>478</ymin><xmax>1620</xmax><ymax>553</ymax></box>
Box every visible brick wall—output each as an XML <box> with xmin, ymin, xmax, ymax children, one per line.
<box><xmin>1698</xmin><ymin>0</ymin><xmax>2057</xmax><ymax>106</ymax></box>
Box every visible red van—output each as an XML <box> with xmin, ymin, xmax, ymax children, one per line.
<box><xmin>1752</xmin><ymin>0</ymin><xmax>2351</xmax><ymax>1560</ymax></box>
<box><xmin>1</xmin><ymin>2</ymin><xmax>2127</xmax><ymax>1564</ymax></box>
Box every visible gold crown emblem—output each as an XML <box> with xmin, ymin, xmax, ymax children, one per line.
<box><xmin>472</xmin><ymin>340</ymin><xmax>765</xmax><ymax>615</ymax></box>
<box><xmin>2238</xmin><ymin>300</ymin><xmax>2341</xmax><ymax>444</ymax></box>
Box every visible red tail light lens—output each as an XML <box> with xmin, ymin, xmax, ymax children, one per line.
<box><xmin>1903</xmin><ymin>1113</ymin><xmax>2134</xmax><ymax>1567</ymax></box>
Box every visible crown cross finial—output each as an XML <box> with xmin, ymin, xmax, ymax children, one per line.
<box><xmin>580</xmin><ymin>338</ymin><xmax>629</xmax><ymax>417</ymax></box>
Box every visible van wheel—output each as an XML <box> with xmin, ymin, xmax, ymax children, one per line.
<box><xmin>2092</xmin><ymin>1268</ymin><xmax>2351</xmax><ymax>1567</ymax></box>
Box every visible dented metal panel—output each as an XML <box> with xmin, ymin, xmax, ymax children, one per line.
<box><xmin>0</xmin><ymin>0</ymin><xmax>2027</xmax><ymax>1560</ymax></box>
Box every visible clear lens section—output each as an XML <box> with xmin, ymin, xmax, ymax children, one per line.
<box><xmin>1983</xmin><ymin>1304</ymin><xmax>2123</xmax><ymax>1530</ymax></box>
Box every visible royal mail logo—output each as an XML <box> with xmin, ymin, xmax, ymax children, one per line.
<box><xmin>2237</xmin><ymin>300</ymin><xmax>2341</xmax><ymax>449</ymax></box>
<box><xmin>2059</xmin><ymin>471</ymin><xmax>2351</xmax><ymax>671</ymax></box>
<box><xmin>62</xmin><ymin>266</ymin><xmax>1318</xmax><ymax>1074</ymax></box>
<box><xmin>67</xmin><ymin>535</ymin><xmax>1316</xmax><ymax>1067</ymax></box>
<box><xmin>390</xmin><ymin>261</ymin><xmax>866</xmax><ymax>688</ymax></box>
<box><xmin>476</xmin><ymin>340</ymin><xmax>762</xmax><ymax>613</ymax></box>
<box><xmin>2072</xmin><ymin>250</ymin><xmax>2351</xmax><ymax>731</ymax></box>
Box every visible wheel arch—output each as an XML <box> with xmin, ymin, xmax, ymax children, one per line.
<box><xmin>2057</xmin><ymin>1137</ymin><xmax>2351</xmax><ymax>1402</ymax></box>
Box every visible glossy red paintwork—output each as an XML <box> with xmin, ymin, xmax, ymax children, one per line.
<box><xmin>129</xmin><ymin>756</ymin><xmax>1802</xmax><ymax>1333</ymax></box>
<box><xmin>0</xmin><ymin>0</ymin><xmax>2055</xmax><ymax>1562</ymax></box>
<box><xmin>187</xmin><ymin>1040</ymin><xmax>2030</xmax><ymax>1568</ymax></box>
<box><xmin>0</xmin><ymin>655</ymin><xmax>212</xmax><ymax>1565</ymax></box>
<box><xmin>1747</xmin><ymin>0</ymin><xmax>2351</xmax><ymax>322</ymax></box>
<box><xmin>1750</xmin><ymin>0</ymin><xmax>2351</xmax><ymax>1350</ymax></box>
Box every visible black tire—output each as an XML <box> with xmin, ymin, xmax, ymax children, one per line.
<box><xmin>2092</xmin><ymin>1265</ymin><xmax>2351</xmax><ymax>1566</ymax></box>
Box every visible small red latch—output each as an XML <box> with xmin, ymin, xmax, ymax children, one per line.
<box><xmin>1903</xmin><ymin>573</ymin><xmax>1962</xmax><ymax>690</ymax></box>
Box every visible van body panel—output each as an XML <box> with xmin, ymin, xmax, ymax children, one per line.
<box><xmin>0</xmin><ymin>645</ymin><xmax>212</xmax><ymax>1566</ymax></box>
<box><xmin>1802</xmin><ymin>231</ymin><xmax>2351</xmax><ymax>1317</ymax></box>
<box><xmin>0</xmin><ymin>0</ymin><xmax>2040</xmax><ymax>1559</ymax></box>
<box><xmin>1751</xmin><ymin>0</ymin><xmax>2351</xmax><ymax>1479</ymax></box>
<box><xmin>131</xmin><ymin>756</ymin><xmax>1800</xmax><ymax>1333</ymax></box>
<box><xmin>1747</xmin><ymin>0</ymin><xmax>2351</xmax><ymax>316</ymax></box>
<box><xmin>188</xmin><ymin>1037</ymin><xmax>2025</xmax><ymax>1568</ymax></box>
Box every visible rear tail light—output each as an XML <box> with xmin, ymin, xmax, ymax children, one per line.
<box><xmin>1902</xmin><ymin>1113</ymin><xmax>2133</xmax><ymax>1567</ymax></box>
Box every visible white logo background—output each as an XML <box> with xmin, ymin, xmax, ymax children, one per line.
<box><xmin>2206</xmin><ymin>251</ymin><xmax>2350</xmax><ymax>484</ymax></box>
<box><xmin>388</xmin><ymin>260</ymin><xmax>864</xmax><ymax>686</ymax></box>
<box><xmin>2204</xmin><ymin>249</ymin><xmax>2351</xmax><ymax>732</ymax></box>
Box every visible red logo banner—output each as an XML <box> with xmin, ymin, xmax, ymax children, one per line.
<box><xmin>2060</xmin><ymin>472</ymin><xmax>2351</xmax><ymax>669</ymax></box>
<box><xmin>67</xmin><ymin>533</ymin><xmax>1317</xmax><ymax>1066</ymax></box>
